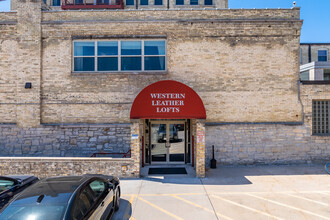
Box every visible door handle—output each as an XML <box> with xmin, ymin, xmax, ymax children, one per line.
<box><xmin>101</xmin><ymin>201</ymin><xmax>105</xmax><ymax>207</ymax></box>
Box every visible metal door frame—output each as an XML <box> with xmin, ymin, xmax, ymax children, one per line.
<box><xmin>149</xmin><ymin>120</ymin><xmax>186</xmax><ymax>164</ymax></box>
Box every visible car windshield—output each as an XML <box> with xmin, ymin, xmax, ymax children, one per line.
<box><xmin>0</xmin><ymin>179</ymin><xmax>15</xmax><ymax>192</ymax></box>
<box><xmin>0</xmin><ymin>204</ymin><xmax>67</xmax><ymax>220</ymax></box>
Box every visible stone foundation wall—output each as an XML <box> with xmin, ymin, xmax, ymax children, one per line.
<box><xmin>205</xmin><ymin>124</ymin><xmax>330</xmax><ymax>166</ymax></box>
<box><xmin>0</xmin><ymin>124</ymin><xmax>131</xmax><ymax>157</ymax></box>
<box><xmin>0</xmin><ymin>157</ymin><xmax>138</xmax><ymax>178</ymax></box>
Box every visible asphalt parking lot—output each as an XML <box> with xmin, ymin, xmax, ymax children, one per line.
<box><xmin>113</xmin><ymin>164</ymin><xmax>330</xmax><ymax>220</ymax></box>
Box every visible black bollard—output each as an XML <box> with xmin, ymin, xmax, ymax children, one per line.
<box><xmin>210</xmin><ymin>145</ymin><xmax>217</xmax><ymax>169</ymax></box>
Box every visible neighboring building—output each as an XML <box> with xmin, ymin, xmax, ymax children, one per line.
<box><xmin>300</xmin><ymin>43</ymin><xmax>330</xmax><ymax>81</ymax></box>
<box><xmin>0</xmin><ymin>0</ymin><xmax>329</xmax><ymax>178</ymax></box>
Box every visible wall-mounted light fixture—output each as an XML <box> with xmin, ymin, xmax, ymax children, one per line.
<box><xmin>25</xmin><ymin>82</ymin><xmax>32</xmax><ymax>89</ymax></box>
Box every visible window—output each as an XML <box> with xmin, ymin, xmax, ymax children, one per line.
<box><xmin>313</xmin><ymin>100</ymin><xmax>330</xmax><ymax>135</ymax></box>
<box><xmin>176</xmin><ymin>0</ymin><xmax>183</xmax><ymax>5</ymax></box>
<box><xmin>126</xmin><ymin>0</ymin><xmax>134</xmax><ymax>5</ymax></box>
<box><xmin>89</xmin><ymin>180</ymin><xmax>106</xmax><ymax>198</ymax></box>
<box><xmin>318</xmin><ymin>50</ymin><xmax>328</xmax><ymax>62</ymax></box>
<box><xmin>0</xmin><ymin>179</ymin><xmax>15</xmax><ymax>192</ymax></box>
<box><xmin>74</xmin><ymin>42</ymin><xmax>95</xmax><ymax>72</ymax></box>
<box><xmin>140</xmin><ymin>0</ymin><xmax>148</xmax><ymax>5</ymax></box>
<box><xmin>71</xmin><ymin>186</ymin><xmax>95</xmax><ymax>220</ymax></box>
<box><xmin>190</xmin><ymin>0</ymin><xmax>198</xmax><ymax>5</ymax></box>
<box><xmin>154</xmin><ymin>0</ymin><xmax>162</xmax><ymax>5</ymax></box>
<box><xmin>73</xmin><ymin>40</ymin><xmax>166</xmax><ymax>72</ymax></box>
<box><xmin>324</xmin><ymin>69</ymin><xmax>330</xmax><ymax>81</ymax></box>
<box><xmin>300</xmin><ymin>70</ymin><xmax>309</xmax><ymax>81</ymax></box>
<box><xmin>53</xmin><ymin>0</ymin><xmax>61</xmax><ymax>6</ymax></box>
<box><xmin>204</xmin><ymin>0</ymin><xmax>212</xmax><ymax>5</ymax></box>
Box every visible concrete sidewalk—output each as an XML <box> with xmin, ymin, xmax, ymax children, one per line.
<box><xmin>113</xmin><ymin>164</ymin><xmax>330</xmax><ymax>220</ymax></box>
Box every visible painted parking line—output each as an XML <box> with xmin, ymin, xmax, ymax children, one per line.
<box><xmin>138</xmin><ymin>197</ymin><xmax>184</xmax><ymax>220</ymax></box>
<box><xmin>122</xmin><ymin>193</ymin><xmax>202</xmax><ymax>197</ymax></box>
<box><xmin>122</xmin><ymin>191</ymin><xmax>330</xmax><ymax>197</ymax></box>
<box><xmin>123</xmin><ymin>195</ymin><xmax>136</xmax><ymax>220</ymax></box>
<box><xmin>171</xmin><ymin>195</ymin><xmax>233</xmax><ymax>220</ymax></box>
<box><xmin>211</xmin><ymin>195</ymin><xmax>284</xmax><ymax>220</ymax></box>
<box><xmin>246</xmin><ymin>193</ymin><xmax>330</xmax><ymax>220</ymax></box>
<box><xmin>318</xmin><ymin>192</ymin><xmax>330</xmax><ymax>196</ymax></box>
<box><xmin>286</xmin><ymin>193</ymin><xmax>329</xmax><ymax>207</ymax></box>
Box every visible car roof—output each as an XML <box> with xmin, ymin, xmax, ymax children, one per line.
<box><xmin>0</xmin><ymin>175</ymin><xmax>37</xmax><ymax>184</ymax></box>
<box><xmin>6</xmin><ymin>175</ymin><xmax>113</xmax><ymax>206</ymax></box>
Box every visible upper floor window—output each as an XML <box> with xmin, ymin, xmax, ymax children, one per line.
<box><xmin>313</xmin><ymin>100</ymin><xmax>330</xmax><ymax>135</ymax></box>
<box><xmin>204</xmin><ymin>0</ymin><xmax>212</xmax><ymax>5</ymax></box>
<box><xmin>176</xmin><ymin>0</ymin><xmax>183</xmax><ymax>5</ymax></box>
<box><xmin>190</xmin><ymin>0</ymin><xmax>198</xmax><ymax>5</ymax></box>
<box><xmin>318</xmin><ymin>50</ymin><xmax>328</xmax><ymax>62</ymax></box>
<box><xmin>154</xmin><ymin>0</ymin><xmax>162</xmax><ymax>5</ymax></box>
<box><xmin>126</xmin><ymin>0</ymin><xmax>135</xmax><ymax>5</ymax></box>
<box><xmin>52</xmin><ymin>0</ymin><xmax>61</xmax><ymax>6</ymax></box>
<box><xmin>140</xmin><ymin>0</ymin><xmax>148</xmax><ymax>5</ymax></box>
<box><xmin>73</xmin><ymin>40</ymin><xmax>166</xmax><ymax>72</ymax></box>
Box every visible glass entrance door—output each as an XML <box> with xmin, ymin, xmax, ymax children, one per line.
<box><xmin>150</xmin><ymin>122</ymin><xmax>185</xmax><ymax>163</ymax></box>
<box><xmin>151</xmin><ymin>124</ymin><xmax>167</xmax><ymax>162</ymax></box>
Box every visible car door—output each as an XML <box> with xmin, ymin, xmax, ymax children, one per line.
<box><xmin>87</xmin><ymin>179</ymin><xmax>114</xmax><ymax>220</ymax></box>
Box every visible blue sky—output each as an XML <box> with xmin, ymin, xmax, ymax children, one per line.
<box><xmin>0</xmin><ymin>0</ymin><xmax>329</xmax><ymax>42</ymax></box>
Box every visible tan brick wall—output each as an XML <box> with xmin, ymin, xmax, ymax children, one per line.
<box><xmin>195</xmin><ymin>120</ymin><xmax>205</xmax><ymax>177</ymax></box>
<box><xmin>204</xmin><ymin>84</ymin><xmax>330</xmax><ymax>166</ymax></box>
<box><xmin>0</xmin><ymin>12</ymin><xmax>17</xmax><ymax>21</ymax></box>
<box><xmin>1</xmin><ymin>7</ymin><xmax>304</xmax><ymax>125</ymax></box>
<box><xmin>41</xmin><ymin>8</ymin><xmax>300</xmax><ymax>22</ymax></box>
<box><xmin>0</xmin><ymin>19</ymin><xmax>17</xmax><ymax>123</ymax></box>
<box><xmin>35</xmin><ymin>9</ymin><xmax>303</xmax><ymax>124</ymax></box>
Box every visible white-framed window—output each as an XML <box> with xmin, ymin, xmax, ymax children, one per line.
<box><xmin>154</xmin><ymin>0</ymin><xmax>162</xmax><ymax>5</ymax></box>
<box><xmin>73</xmin><ymin>40</ymin><xmax>166</xmax><ymax>72</ymax></box>
<box><xmin>204</xmin><ymin>0</ymin><xmax>212</xmax><ymax>5</ymax></box>
<box><xmin>318</xmin><ymin>50</ymin><xmax>328</xmax><ymax>62</ymax></box>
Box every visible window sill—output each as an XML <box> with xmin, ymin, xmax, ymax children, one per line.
<box><xmin>300</xmin><ymin>80</ymin><xmax>330</xmax><ymax>85</ymax></box>
<box><xmin>71</xmin><ymin>71</ymin><xmax>168</xmax><ymax>75</ymax></box>
<box><xmin>312</xmin><ymin>134</ymin><xmax>330</xmax><ymax>137</ymax></box>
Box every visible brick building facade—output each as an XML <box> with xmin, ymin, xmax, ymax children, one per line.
<box><xmin>0</xmin><ymin>0</ymin><xmax>329</xmax><ymax>178</ymax></box>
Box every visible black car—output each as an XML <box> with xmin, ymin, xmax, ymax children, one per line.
<box><xmin>0</xmin><ymin>174</ymin><xmax>120</xmax><ymax>220</ymax></box>
<box><xmin>0</xmin><ymin>175</ymin><xmax>39</xmax><ymax>209</ymax></box>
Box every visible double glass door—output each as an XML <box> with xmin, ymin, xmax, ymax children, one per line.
<box><xmin>150</xmin><ymin>121</ymin><xmax>185</xmax><ymax>163</ymax></box>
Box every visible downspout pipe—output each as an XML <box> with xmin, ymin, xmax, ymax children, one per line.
<box><xmin>308</xmin><ymin>44</ymin><xmax>312</xmax><ymax>63</ymax></box>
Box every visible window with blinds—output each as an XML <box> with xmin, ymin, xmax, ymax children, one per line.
<box><xmin>312</xmin><ymin>100</ymin><xmax>330</xmax><ymax>135</ymax></box>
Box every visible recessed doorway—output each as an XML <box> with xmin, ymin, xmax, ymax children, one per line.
<box><xmin>145</xmin><ymin>120</ymin><xmax>190</xmax><ymax>164</ymax></box>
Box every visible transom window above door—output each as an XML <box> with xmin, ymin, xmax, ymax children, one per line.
<box><xmin>73</xmin><ymin>40</ymin><xmax>166</xmax><ymax>73</ymax></box>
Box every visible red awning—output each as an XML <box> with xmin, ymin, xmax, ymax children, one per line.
<box><xmin>130</xmin><ymin>80</ymin><xmax>206</xmax><ymax>119</ymax></box>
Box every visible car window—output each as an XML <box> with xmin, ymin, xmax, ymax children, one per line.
<box><xmin>0</xmin><ymin>180</ymin><xmax>15</xmax><ymax>192</ymax></box>
<box><xmin>71</xmin><ymin>186</ymin><xmax>95</xmax><ymax>220</ymax></box>
<box><xmin>89</xmin><ymin>180</ymin><xmax>106</xmax><ymax>199</ymax></box>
